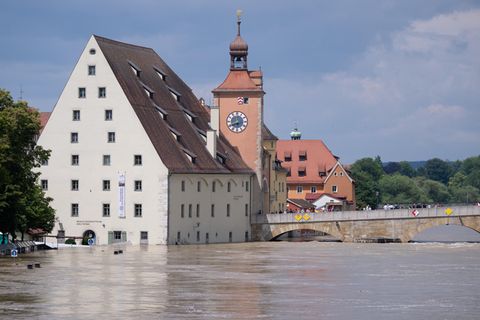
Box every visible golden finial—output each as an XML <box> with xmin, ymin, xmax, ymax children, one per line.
<box><xmin>236</xmin><ymin>9</ymin><xmax>243</xmax><ymax>21</ymax></box>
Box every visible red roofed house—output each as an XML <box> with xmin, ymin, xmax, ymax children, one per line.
<box><xmin>276</xmin><ymin>128</ymin><xmax>355</xmax><ymax>210</ymax></box>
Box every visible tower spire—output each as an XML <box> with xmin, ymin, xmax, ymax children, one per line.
<box><xmin>236</xmin><ymin>9</ymin><xmax>242</xmax><ymax>36</ymax></box>
<box><xmin>230</xmin><ymin>10</ymin><xmax>248</xmax><ymax>70</ymax></box>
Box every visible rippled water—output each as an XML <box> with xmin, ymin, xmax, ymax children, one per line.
<box><xmin>1</xmin><ymin>242</ymin><xmax>479</xmax><ymax>319</ymax></box>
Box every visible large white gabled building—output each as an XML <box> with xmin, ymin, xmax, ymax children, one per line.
<box><xmin>38</xmin><ymin>35</ymin><xmax>254</xmax><ymax>245</ymax></box>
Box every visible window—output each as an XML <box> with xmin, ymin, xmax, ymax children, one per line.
<box><xmin>332</xmin><ymin>185</ymin><xmax>338</xmax><ymax>193</ymax></box>
<box><xmin>245</xmin><ymin>204</ymin><xmax>249</xmax><ymax>217</ymax></box>
<box><xmin>41</xmin><ymin>179</ymin><xmax>48</xmax><ymax>191</ymax></box>
<box><xmin>334</xmin><ymin>172</ymin><xmax>338</xmax><ymax>176</ymax></box>
<box><xmin>72</xmin><ymin>110</ymin><xmax>80</xmax><ymax>121</ymax></box>
<box><xmin>78</xmin><ymin>87</ymin><xmax>86</xmax><ymax>98</ymax></box>
<box><xmin>188</xmin><ymin>204</ymin><xmax>192</xmax><ymax>218</ymax></box>
<box><xmin>181</xmin><ymin>180</ymin><xmax>185</xmax><ymax>192</ymax></box>
<box><xmin>103</xmin><ymin>203</ymin><xmax>110</xmax><ymax>217</ymax></box>
<box><xmin>245</xmin><ymin>181</ymin><xmax>249</xmax><ymax>192</ymax></box>
<box><xmin>105</xmin><ymin>109</ymin><xmax>112</xmax><ymax>121</ymax></box>
<box><xmin>98</xmin><ymin>87</ymin><xmax>106</xmax><ymax>98</ymax></box>
<box><xmin>103</xmin><ymin>155</ymin><xmax>111</xmax><ymax>166</ymax></box>
<box><xmin>311</xmin><ymin>186</ymin><xmax>317</xmax><ymax>193</ymax></box>
<box><xmin>197</xmin><ymin>181</ymin><xmax>201</xmax><ymax>192</ymax></box>
<box><xmin>227</xmin><ymin>182</ymin><xmax>231</xmax><ymax>192</ymax></box>
<box><xmin>71</xmin><ymin>154</ymin><xmax>79</xmax><ymax>166</ymax></box>
<box><xmin>286</xmin><ymin>169</ymin><xmax>291</xmax><ymax>177</ymax></box>
<box><xmin>134</xmin><ymin>180</ymin><xmax>142</xmax><ymax>191</ymax></box>
<box><xmin>143</xmin><ymin>86</ymin><xmax>154</xmax><ymax>99</ymax></box>
<box><xmin>107</xmin><ymin>132</ymin><xmax>115</xmax><ymax>143</ymax></box>
<box><xmin>298</xmin><ymin>168</ymin><xmax>306</xmax><ymax>177</ymax></box>
<box><xmin>71</xmin><ymin>132</ymin><xmax>78</xmax><ymax>143</ymax></box>
<box><xmin>284</xmin><ymin>152</ymin><xmax>292</xmax><ymax>162</ymax></box>
<box><xmin>71</xmin><ymin>180</ymin><xmax>79</xmax><ymax>191</ymax></box>
<box><xmin>340</xmin><ymin>172</ymin><xmax>344</xmax><ymax>176</ymax></box>
<box><xmin>299</xmin><ymin>151</ymin><xmax>307</xmax><ymax>161</ymax></box>
<box><xmin>181</xmin><ymin>204</ymin><xmax>184</xmax><ymax>218</ymax></box>
<box><xmin>212</xmin><ymin>181</ymin><xmax>216</xmax><ymax>192</ymax></box>
<box><xmin>89</xmin><ymin>48</ymin><xmax>96</xmax><ymax>55</ymax></box>
<box><xmin>227</xmin><ymin>204</ymin><xmax>230</xmax><ymax>217</ymax></box>
<box><xmin>245</xmin><ymin>231</ymin><xmax>249</xmax><ymax>242</ymax></box>
<box><xmin>88</xmin><ymin>65</ymin><xmax>96</xmax><ymax>76</ymax></box>
<box><xmin>113</xmin><ymin>231</ymin><xmax>122</xmax><ymax>240</ymax></box>
<box><xmin>134</xmin><ymin>155</ymin><xmax>142</xmax><ymax>166</ymax></box>
<box><xmin>134</xmin><ymin>204</ymin><xmax>142</xmax><ymax>217</ymax></box>
<box><xmin>205</xmin><ymin>232</ymin><xmax>209</xmax><ymax>244</ymax></box>
<box><xmin>196</xmin><ymin>204</ymin><xmax>200</xmax><ymax>218</ymax></box>
<box><xmin>103</xmin><ymin>180</ymin><xmax>111</xmax><ymax>191</ymax></box>
<box><xmin>296</xmin><ymin>186</ymin><xmax>303</xmax><ymax>194</ymax></box>
<box><xmin>140</xmin><ymin>231</ymin><xmax>148</xmax><ymax>240</ymax></box>
<box><xmin>71</xmin><ymin>203</ymin><xmax>79</xmax><ymax>217</ymax></box>
<box><xmin>229</xmin><ymin>231</ymin><xmax>233</xmax><ymax>243</ymax></box>
<box><xmin>211</xmin><ymin>204</ymin><xmax>215</xmax><ymax>217</ymax></box>
<box><xmin>196</xmin><ymin>231</ymin><xmax>200</xmax><ymax>242</ymax></box>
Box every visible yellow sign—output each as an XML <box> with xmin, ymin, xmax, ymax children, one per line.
<box><xmin>303</xmin><ymin>213</ymin><xmax>311</xmax><ymax>221</ymax></box>
<box><xmin>445</xmin><ymin>207</ymin><xmax>453</xmax><ymax>215</ymax></box>
<box><xmin>295</xmin><ymin>214</ymin><xmax>302</xmax><ymax>221</ymax></box>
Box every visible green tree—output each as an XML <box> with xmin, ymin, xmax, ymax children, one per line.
<box><xmin>448</xmin><ymin>171</ymin><xmax>480</xmax><ymax>203</ymax></box>
<box><xmin>414</xmin><ymin>177</ymin><xmax>450</xmax><ymax>203</ymax></box>
<box><xmin>422</xmin><ymin>158</ymin><xmax>452</xmax><ymax>184</ymax></box>
<box><xmin>350</xmin><ymin>157</ymin><xmax>384</xmax><ymax>209</ymax></box>
<box><xmin>0</xmin><ymin>89</ymin><xmax>54</xmax><ymax>240</ymax></box>
<box><xmin>398</xmin><ymin>161</ymin><xmax>415</xmax><ymax>177</ymax></box>
<box><xmin>379</xmin><ymin>174</ymin><xmax>430</xmax><ymax>205</ymax></box>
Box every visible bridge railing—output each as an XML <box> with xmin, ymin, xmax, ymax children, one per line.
<box><xmin>253</xmin><ymin>205</ymin><xmax>480</xmax><ymax>224</ymax></box>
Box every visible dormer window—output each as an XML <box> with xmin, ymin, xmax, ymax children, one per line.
<box><xmin>182</xmin><ymin>148</ymin><xmax>196</xmax><ymax>164</ymax></box>
<box><xmin>128</xmin><ymin>61</ymin><xmax>141</xmax><ymax>77</ymax></box>
<box><xmin>183</xmin><ymin>108</ymin><xmax>197</xmax><ymax>123</ymax></box>
<box><xmin>184</xmin><ymin>152</ymin><xmax>195</xmax><ymax>163</ymax></box>
<box><xmin>169</xmin><ymin>127</ymin><xmax>181</xmax><ymax>142</ymax></box>
<box><xmin>216</xmin><ymin>153</ymin><xmax>226</xmax><ymax>164</ymax></box>
<box><xmin>141</xmin><ymin>84</ymin><xmax>154</xmax><ymax>99</ymax></box>
<box><xmin>153</xmin><ymin>66</ymin><xmax>166</xmax><ymax>80</ymax></box>
<box><xmin>154</xmin><ymin>105</ymin><xmax>167</xmax><ymax>120</ymax></box>
<box><xmin>168</xmin><ymin>86</ymin><xmax>181</xmax><ymax>101</ymax></box>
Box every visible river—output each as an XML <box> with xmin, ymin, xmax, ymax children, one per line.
<box><xmin>1</xmin><ymin>242</ymin><xmax>479</xmax><ymax>319</ymax></box>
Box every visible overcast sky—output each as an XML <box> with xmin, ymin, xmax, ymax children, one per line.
<box><xmin>1</xmin><ymin>0</ymin><xmax>479</xmax><ymax>163</ymax></box>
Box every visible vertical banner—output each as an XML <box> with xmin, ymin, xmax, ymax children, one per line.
<box><xmin>119</xmin><ymin>173</ymin><xmax>126</xmax><ymax>218</ymax></box>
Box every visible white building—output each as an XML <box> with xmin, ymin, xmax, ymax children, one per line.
<box><xmin>37</xmin><ymin>35</ymin><xmax>254</xmax><ymax>245</ymax></box>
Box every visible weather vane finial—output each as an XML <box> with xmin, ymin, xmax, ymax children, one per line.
<box><xmin>236</xmin><ymin>9</ymin><xmax>243</xmax><ymax>36</ymax></box>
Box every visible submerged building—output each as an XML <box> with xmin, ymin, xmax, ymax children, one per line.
<box><xmin>37</xmin><ymin>15</ymin><xmax>287</xmax><ymax>245</ymax></box>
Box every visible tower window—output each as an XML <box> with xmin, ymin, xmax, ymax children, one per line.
<box><xmin>78</xmin><ymin>87</ymin><xmax>86</xmax><ymax>98</ymax></box>
<box><xmin>181</xmin><ymin>180</ymin><xmax>185</xmax><ymax>192</ymax></box>
<box><xmin>196</xmin><ymin>204</ymin><xmax>200</xmax><ymax>218</ymax></box>
<box><xmin>41</xmin><ymin>179</ymin><xmax>48</xmax><ymax>191</ymax></box>
<box><xmin>89</xmin><ymin>48</ymin><xmax>96</xmax><ymax>55</ymax></box>
<box><xmin>197</xmin><ymin>181</ymin><xmax>201</xmax><ymax>192</ymax></box>
<box><xmin>134</xmin><ymin>180</ymin><xmax>142</xmax><ymax>191</ymax></box>
<box><xmin>188</xmin><ymin>204</ymin><xmax>192</xmax><ymax>218</ymax></box>
<box><xmin>227</xmin><ymin>204</ymin><xmax>230</xmax><ymax>217</ymax></box>
<box><xmin>103</xmin><ymin>180</ymin><xmax>111</xmax><ymax>191</ymax></box>
<box><xmin>227</xmin><ymin>182</ymin><xmax>231</xmax><ymax>192</ymax></box>
<box><xmin>181</xmin><ymin>204</ymin><xmax>184</xmax><ymax>218</ymax></box>
<box><xmin>71</xmin><ymin>132</ymin><xmax>78</xmax><ymax>143</ymax></box>
<box><xmin>211</xmin><ymin>204</ymin><xmax>215</xmax><ymax>217</ymax></box>
<box><xmin>88</xmin><ymin>65</ymin><xmax>96</xmax><ymax>76</ymax></box>
<box><xmin>134</xmin><ymin>155</ymin><xmax>142</xmax><ymax>166</ymax></box>
<box><xmin>103</xmin><ymin>155</ymin><xmax>111</xmax><ymax>166</ymax></box>
<box><xmin>71</xmin><ymin>180</ymin><xmax>79</xmax><ymax>191</ymax></box>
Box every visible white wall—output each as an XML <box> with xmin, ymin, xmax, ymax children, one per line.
<box><xmin>168</xmin><ymin>173</ymin><xmax>252</xmax><ymax>244</ymax></box>
<box><xmin>37</xmin><ymin>36</ymin><xmax>169</xmax><ymax>245</ymax></box>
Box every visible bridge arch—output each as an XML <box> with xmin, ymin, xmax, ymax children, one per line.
<box><xmin>401</xmin><ymin>216</ymin><xmax>480</xmax><ymax>242</ymax></box>
<box><xmin>268</xmin><ymin>222</ymin><xmax>344</xmax><ymax>242</ymax></box>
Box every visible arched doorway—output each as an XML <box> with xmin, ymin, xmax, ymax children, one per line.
<box><xmin>83</xmin><ymin>230</ymin><xmax>96</xmax><ymax>245</ymax></box>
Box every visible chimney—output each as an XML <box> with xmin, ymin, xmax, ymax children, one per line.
<box><xmin>209</xmin><ymin>104</ymin><xmax>220</xmax><ymax>137</ymax></box>
<box><xmin>206</xmin><ymin>130</ymin><xmax>217</xmax><ymax>158</ymax></box>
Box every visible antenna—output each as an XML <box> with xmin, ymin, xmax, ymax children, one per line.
<box><xmin>19</xmin><ymin>85</ymin><xmax>24</xmax><ymax>100</ymax></box>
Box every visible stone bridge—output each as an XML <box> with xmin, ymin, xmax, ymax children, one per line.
<box><xmin>251</xmin><ymin>205</ymin><xmax>480</xmax><ymax>242</ymax></box>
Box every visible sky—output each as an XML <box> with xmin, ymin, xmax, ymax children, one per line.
<box><xmin>1</xmin><ymin>0</ymin><xmax>479</xmax><ymax>163</ymax></box>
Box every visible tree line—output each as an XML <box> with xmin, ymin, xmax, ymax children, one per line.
<box><xmin>0</xmin><ymin>89</ymin><xmax>54</xmax><ymax>241</ymax></box>
<box><xmin>350</xmin><ymin>156</ymin><xmax>480</xmax><ymax>210</ymax></box>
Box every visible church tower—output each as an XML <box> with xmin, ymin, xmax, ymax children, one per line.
<box><xmin>212</xmin><ymin>11</ymin><xmax>265</xmax><ymax>213</ymax></box>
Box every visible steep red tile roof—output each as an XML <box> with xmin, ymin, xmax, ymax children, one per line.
<box><xmin>277</xmin><ymin>139</ymin><xmax>337</xmax><ymax>184</ymax></box>
<box><xmin>213</xmin><ymin>70</ymin><xmax>262</xmax><ymax>92</ymax></box>
<box><xmin>95</xmin><ymin>35</ymin><xmax>252</xmax><ymax>174</ymax></box>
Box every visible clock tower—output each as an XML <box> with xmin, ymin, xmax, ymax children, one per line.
<box><xmin>212</xmin><ymin>11</ymin><xmax>266</xmax><ymax>213</ymax></box>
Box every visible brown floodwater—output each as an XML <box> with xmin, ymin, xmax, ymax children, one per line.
<box><xmin>1</xmin><ymin>242</ymin><xmax>479</xmax><ymax>319</ymax></box>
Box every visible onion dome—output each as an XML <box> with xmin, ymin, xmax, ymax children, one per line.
<box><xmin>290</xmin><ymin>127</ymin><xmax>302</xmax><ymax>140</ymax></box>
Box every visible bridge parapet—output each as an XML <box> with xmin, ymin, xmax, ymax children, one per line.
<box><xmin>253</xmin><ymin>205</ymin><xmax>480</xmax><ymax>224</ymax></box>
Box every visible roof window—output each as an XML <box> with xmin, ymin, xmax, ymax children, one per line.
<box><xmin>153</xmin><ymin>66</ymin><xmax>166</xmax><ymax>80</ymax></box>
<box><xmin>153</xmin><ymin>103</ymin><xmax>168</xmax><ymax>120</ymax></box>
<box><xmin>128</xmin><ymin>61</ymin><xmax>142</xmax><ymax>77</ymax></box>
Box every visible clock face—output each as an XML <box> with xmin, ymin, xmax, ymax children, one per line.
<box><xmin>226</xmin><ymin>111</ymin><xmax>248</xmax><ymax>133</ymax></box>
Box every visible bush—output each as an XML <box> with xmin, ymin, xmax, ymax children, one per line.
<box><xmin>65</xmin><ymin>238</ymin><xmax>76</xmax><ymax>245</ymax></box>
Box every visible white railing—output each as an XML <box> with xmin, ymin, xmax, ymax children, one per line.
<box><xmin>253</xmin><ymin>205</ymin><xmax>480</xmax><ymax>224</ymax></box>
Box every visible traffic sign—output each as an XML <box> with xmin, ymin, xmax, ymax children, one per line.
<box><xmin>87</xmin><ymin>238</ymin><xmax>94</xmax><ymax>246</ymax></box>
<box><xmin>11</xmin><ymin>249</ymin><xmax>18</xmax><ymax>258</ymax></box>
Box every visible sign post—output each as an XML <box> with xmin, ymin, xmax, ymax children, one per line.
<box><xmin>11</xmin><ymin>249</ymin><xmax>18</xmax><ymax>258</ymax></box>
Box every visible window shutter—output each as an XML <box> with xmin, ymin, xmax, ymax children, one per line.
<box><xmin>121</xmin><ymin>231</ymin><xmax>127</xmax><ymax>242</ymax></box>
<box><xmin>108</xmin><ymin>231</ymin><xmax>113</xmax><ymax>244</ymax></box>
